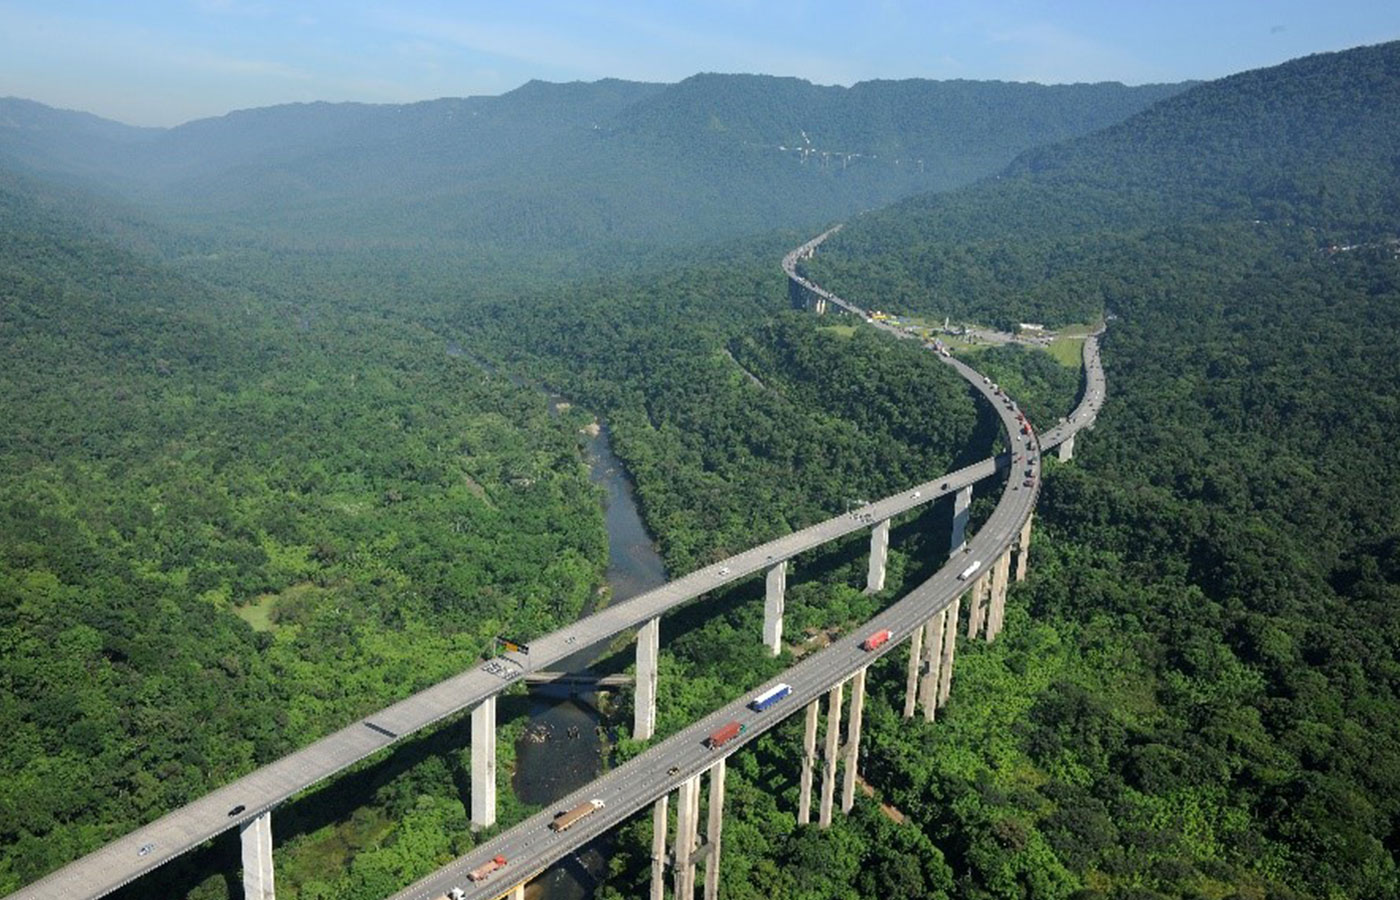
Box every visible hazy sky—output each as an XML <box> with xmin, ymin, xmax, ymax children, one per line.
<box><xmin>2</xmin><ymin>1</ymin><xmax>1397</xmax><ymax>127</ymax></box>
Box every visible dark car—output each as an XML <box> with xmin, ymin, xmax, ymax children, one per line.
<box><xmin>227</xmin><ymin>804</ymin><xmax>247</xmax><ymax>818</ymax></box>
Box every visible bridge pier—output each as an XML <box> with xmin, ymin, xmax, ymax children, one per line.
<box><xmin>987</xmin><ymin>552</ymin><xmax>1011</xmax><ymax>641</ymax></box>
<box><xmin>938</xmin><ymin>596</ymin><xmax>961</xmax><ymax>707</ymax></box>
<box><xmin>703</xmin><ymin>758</ymin><xmax>726</xmax><ymax>900</ymax></box>
<box><xmin>865</xmin><ymin>518</ymin><xmax>890</xmax><ymax>594</ymax></box>
<box><xmin>509</xmin><ymin>886</ymin><xmax>524</xmax><ymax>900</ymax></box>
<box><xmin>673</xmin><ymin>774</ymin><xmax>702</xmax><ymax>899</ymax></box>
<box><xmin>650</xmin><ymin>794</ymin><xmax>669</xmax><ymax>900</ymax></box>
<box><xmin>470</xmin><ymin>696</ymin><xmax>497</xmax><ymax>829</ymax></box>
<box><xmin>950</xmin><ymin>486</ymin><xmax>972</xmax><ymax>553</ymax></box>
<box><xmin>635</xmin><ymin>617</ymin><xmax>660</xmax><ymax>741</ymax></box>
<box><xmin>919</xmin><ymin>613</ymin><xmax>945</xmax><ymax>722</ymax></box>
<box><xmin>967</xmin><ymin>572</ymin><xmax>990</xmax><ymax>639</ymax></box>
<box><xmin>903</xmin><ymin>621</ymin><xmax>924</xmax><ymax>719</ymax></box>
<box><xmin>1015</xmin><ymin>514</ymin><xmax>1034</xmax><ymax>582</ymax></box>
<box><xmin>239</xmin><ymin>811</ymin><xmax>275</xmax><ymax>900</ymax></box>
<box><xmin>763</xmin><ymin>561</ymin><xmax>787</xmax><ymax>656</ymax></box>
<box><xmin>818</xmin><ymin>681</ymin><xmax>844</xmax><ymax>827</ymax></box>
<box><xmin>1058</xmin><ymin>433</ymin><xmax>1075</xmax><ymax>461</ymax></box>
<box><xmin>841</xmin><ymin>667</ymin><xmax>867</xmax><ymax>813</ymax></box>
<box><xmin>797</xmin><ymin>699</ymin><xmax>819</xmax><ymax>824</ymax></box>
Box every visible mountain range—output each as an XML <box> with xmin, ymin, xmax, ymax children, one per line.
<box><xmin>0</xmin><ymin>74</ymin><xmax>1187</xmax><ymax>249</ymax></box>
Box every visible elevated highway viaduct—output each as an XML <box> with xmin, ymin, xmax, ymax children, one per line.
<box><xmin>8</xmin><ymin>230</ymin><xmax>1104</xmax><ymax>900</ymax></box>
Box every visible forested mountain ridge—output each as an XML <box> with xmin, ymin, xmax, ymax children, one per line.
<box><xmin>0</xmin><ymin>75</ymin><xmax>1186</xmax><ymax>250</ymax></box>
<box><xmin>755</xmin><ymin>40</ymin><xmax>1400</xmax><ymax>900</ymax></box>
<box><xmin>808</xmin><ymin>40</ymin><xmax>1400</xmax><ymax>326</ymax></box>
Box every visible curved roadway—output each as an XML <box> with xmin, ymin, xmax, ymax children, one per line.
<box><xmin>8</xmin><ymin>234</ymin><xmax>1104</xmax><ymax>900</ymax></box>
<box><xmin>386</xmin><ymin>275</ymin><xmax>1107</xmax><ymax>898</ymax></box>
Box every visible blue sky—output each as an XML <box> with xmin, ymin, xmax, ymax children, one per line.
<box><xmin>2</xmin><ymin>1</ymin><xmax>1397</xmax><ymax>126</ymax></box>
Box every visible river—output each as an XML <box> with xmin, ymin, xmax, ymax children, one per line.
<box><xmin>511</xmin><ymin>418</ymin><xmax>667</xmax><ymax>900</ymax></box>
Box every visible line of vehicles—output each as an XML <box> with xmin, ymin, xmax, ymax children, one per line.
<box><xmin>433</xmin><ymin>797</ymin><xmax>610</xmax><ymax>897</ymax></box>
<box><xmin>430</xmin><ymin>311</ymin><xmax>1074</xmax><ymax>900</ymax></box>
<box><xmin>702</xmin><ymin>628</ymin><xmax>905</xmax><ymax>750</ymax></box>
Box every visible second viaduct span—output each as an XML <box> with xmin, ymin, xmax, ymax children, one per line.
<box><xmin>10</xmin><ymin>230</ymin><xmax>1105</xmax><ymax>900</ymax></box>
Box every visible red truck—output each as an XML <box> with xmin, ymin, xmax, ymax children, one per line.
<box><xmin>466</xmin><ymin>855</ymin><xmax>507</xmax><ymax>882</ymax></box>
<box><xmin>862</xmin><ymin>628</ymin><xmax>892</xmax><ymax>651</ymax></box>
<box><xmin>706</xmin><ymin>721</ymin><xmax>746</xmax><ymax>750</ymax></box>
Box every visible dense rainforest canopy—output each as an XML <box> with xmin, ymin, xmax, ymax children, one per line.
<box><xmin>2</xmin><ymin>39</ymin><xmax>1399</xmax><ymax>900</ymax></box>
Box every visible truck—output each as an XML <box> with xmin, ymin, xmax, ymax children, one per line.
<box><xmin>706</xmin><ymin>721</ymin><xmax>746</xmax><ymax>749</ymax></box>
<box><xmin>549</xmin><ymin>799</ymin><xmax>605</xmax><ymax>832</ymax></box>
<box><xmin>466</xmin><ymin>855</ymin><xmax>507</xmax><ymax>883</ymax></box>
<box><xmin>958</xmin><ymin>560</ymin><xmax>982</xmax><ymax>581</ymax></box>
<box><xmin>750</xmin><ymin>683</ymin><xmax>792</xmax><ymax>712</ymax></box>
<box><xmin>862</xmin><ymin>628</ymin><xmax>892</xmax><ymax>651</ymax></box>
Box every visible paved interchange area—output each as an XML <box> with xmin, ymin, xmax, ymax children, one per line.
<box><xmin>9</xmin><ymin>235</ymin><xmax>1105</xmax><ymax>900</ymax></box>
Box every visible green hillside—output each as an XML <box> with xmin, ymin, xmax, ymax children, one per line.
<box><xmin>0</xmin><ymin>178</ymin><xmax>611</xmax><ymax>892</ymax></box>
<box><xmin>809</xmin><ymin>41</ymin><xmax>1400</xmax><ymax>327</ymax></box>
<box><xmin>753</xmin><ymin>41</ymin><xmax>1400</xmax><ymax>900</ymax></box>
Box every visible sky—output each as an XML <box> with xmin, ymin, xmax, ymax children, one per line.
<box><xmin>2</xmin><ymin>0</ymin><xmax>1398</xmax><ymax>127</ymax></box>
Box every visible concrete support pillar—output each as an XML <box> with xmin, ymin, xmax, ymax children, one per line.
<box><xmin>703</xmin><ymin>758</ymin><xmax>726</xmax><ymax>900</ymax></box>
<box><xmin>763</xmin><ymin>562</ymin><xmax>787</xmax><ymax>656</ymax></box>
<box><xmin>865</xmin><ymin>518</ymin><xmax>890</xmax><ymax>594</ymax></box>
<box><xmin>1058</xmin><ymin>433</ymin><xmax>1075</xmax><ymax>462</ymax></box>
<box><xmin>1015</xmin><ymin>513</ymin><xmax>1034</xmax><ymax>582</ymax></box>
<box><xmin>967</xmin><ymin>573</ymin><xmax>989</xmax><ymax>639</ymax></box>
<box><xmin>673</xmin><ymin>774</ymin><xmax>701</xmax><ymax>900</ymax></box>
<box><xmin>470</xmin><ymin>696</ymin><xmax>497</xmax><ymax>829</ymax></box>
<box><xmin>239</xmin><ymin>810</ymin><xmax>275</xmax><ymax>900</ymax></box>
<box><xmin>987</xmin><ymin>552</ymin><xmax>1011</xmax><ymax>642</ymax></box>
<box><xmin>798</xmin><ymin>699</ymin><xmax>819</xmax><ymax>824</ymax></box>
<box><xmin>650</xmin><ymin>794</ymin><xmax>669</xmax><ymax>900</ymax></box>
<box><xmin>841</xmin><ymin>667</ymin><xmax>867</xmax><ymax>813</ymax></box>
<box><xmin>510</xmin><ymin>886</ymin><xmax>524</xmax><ymax>900</ymax></box>
<box><xmin>938</xmin><ymin>597</ymin><xmax>960</xmax><ymax>707</ymax></box>
<box><xmin>819</xmin><ymin>681</ymin><xmax>844</xmax><ymax>828</ymax></box>
<box><xmin>949</xmin><ymin>485</ymin><xmax>973</xmax><ymax>554</ymax></box>
<box><xmin>902</xmin><ymin>622</ymin><xmax>924</xmax><ymax>719</ymax></box>
<box><xmin>919</xmin><ymin>612</ymin><xmax>945</xmax><ymax>722</ymax></box>
<box><xmin>635</xmin><ymin>616</ymin><xmax>660</xmax><ymax>741</ymax></box>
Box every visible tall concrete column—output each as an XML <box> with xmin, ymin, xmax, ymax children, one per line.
<box><xmin>650</xmin><ymin>794</ymin><xmax>669</xmax><ymax>900</ymax></box>
<box><xmin>967</xmin><ymin>573</ymin><xmax>989</xmax><ymax>639</ymax></box>
<box><xmin>987</xmin><ymin>552</ymin><xmax>1011</xmax><ymax>642</ymax></box>
<box><xmin>841</xmin><ymin>666</ymin><xmax>867</xmax><ymax>813</ymax></box>
<box><xmin>919</xmin><ymin>612</ymin><xmax>945</xmax><ymax>722</ymax></box>
<box><xmin>239</xmin><ymin>810</ymin><xmax>275</xmax><ymax>900</ymax></box>
<box><xmin>763</xmin><ymin>561</ymin><xmax>787</xmax><ymax>656</ymax></box>
<box><xmin>470</xmin><ymin>696</ymin><xmax>497</xmax><ymax>828</ymax></box>
<box><xmin>703</xmin><ymin>758</ymin><xmax>727</xmax><ymax>900</ymax></box>
<box><xmin>635</xmin><ymin>616</ymin><xmax>660</xmax><ymax>741</ymax></box>
<box><xmin>865</xmin><ymin>518</ymin><xmax>890</xmax><ymax>594</ymax></box>
<box><xmin>1058</xmin><ymin>433</ymin><xmax>1075</xmax><ymax>461</ymax></box>
<box><xmin>510</xmin><ymin>886</ymin><xmax>524</xmax><ymax>900</ymax></box>
<box><xmin>674</xmin><ymin>774</ymin><xmax>701</xmax><ymax>900</ymax></box>
<box><xmin>818</xmin><ymin>681</ymin><xmax>844</xmax><ymax>827</ymax></box>
<box><xmin>949</xmin><ymin>485</ymin><xmax>973</xmax><ymax>554</ymax></box>
<box><xmin>903</xmin><ymin>623</ymin><xmax>924</xmax><ymax>719</ymax></box>
<box><xmin>1015</xmin><ymin>514</ymin><xmax>1034</xmax><ymax>582</ymax></box>
<box><xmin>798</xmin><ymin>699</ymin><xmax>819</xmax><ymax>824</ymax></box>
<box><xmin>938</xmin><ymin>597</ymin><xmax>960</xmax><ymax>707</ymax></box>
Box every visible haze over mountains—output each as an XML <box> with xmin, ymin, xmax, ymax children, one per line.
<box><xmin>3</xmin><ymin>40</ymin><xmax>1400</xmax><ymax>900</ymax></box>
<box><xmin>808</xmin><ymin>40</ymin><xmax>1400</xmax><ymax>327</ymax></box>
<box><xmin>0</xmin><ymin>74</ymin><xmax>1186</xmax><ymax>249</ymax></box>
